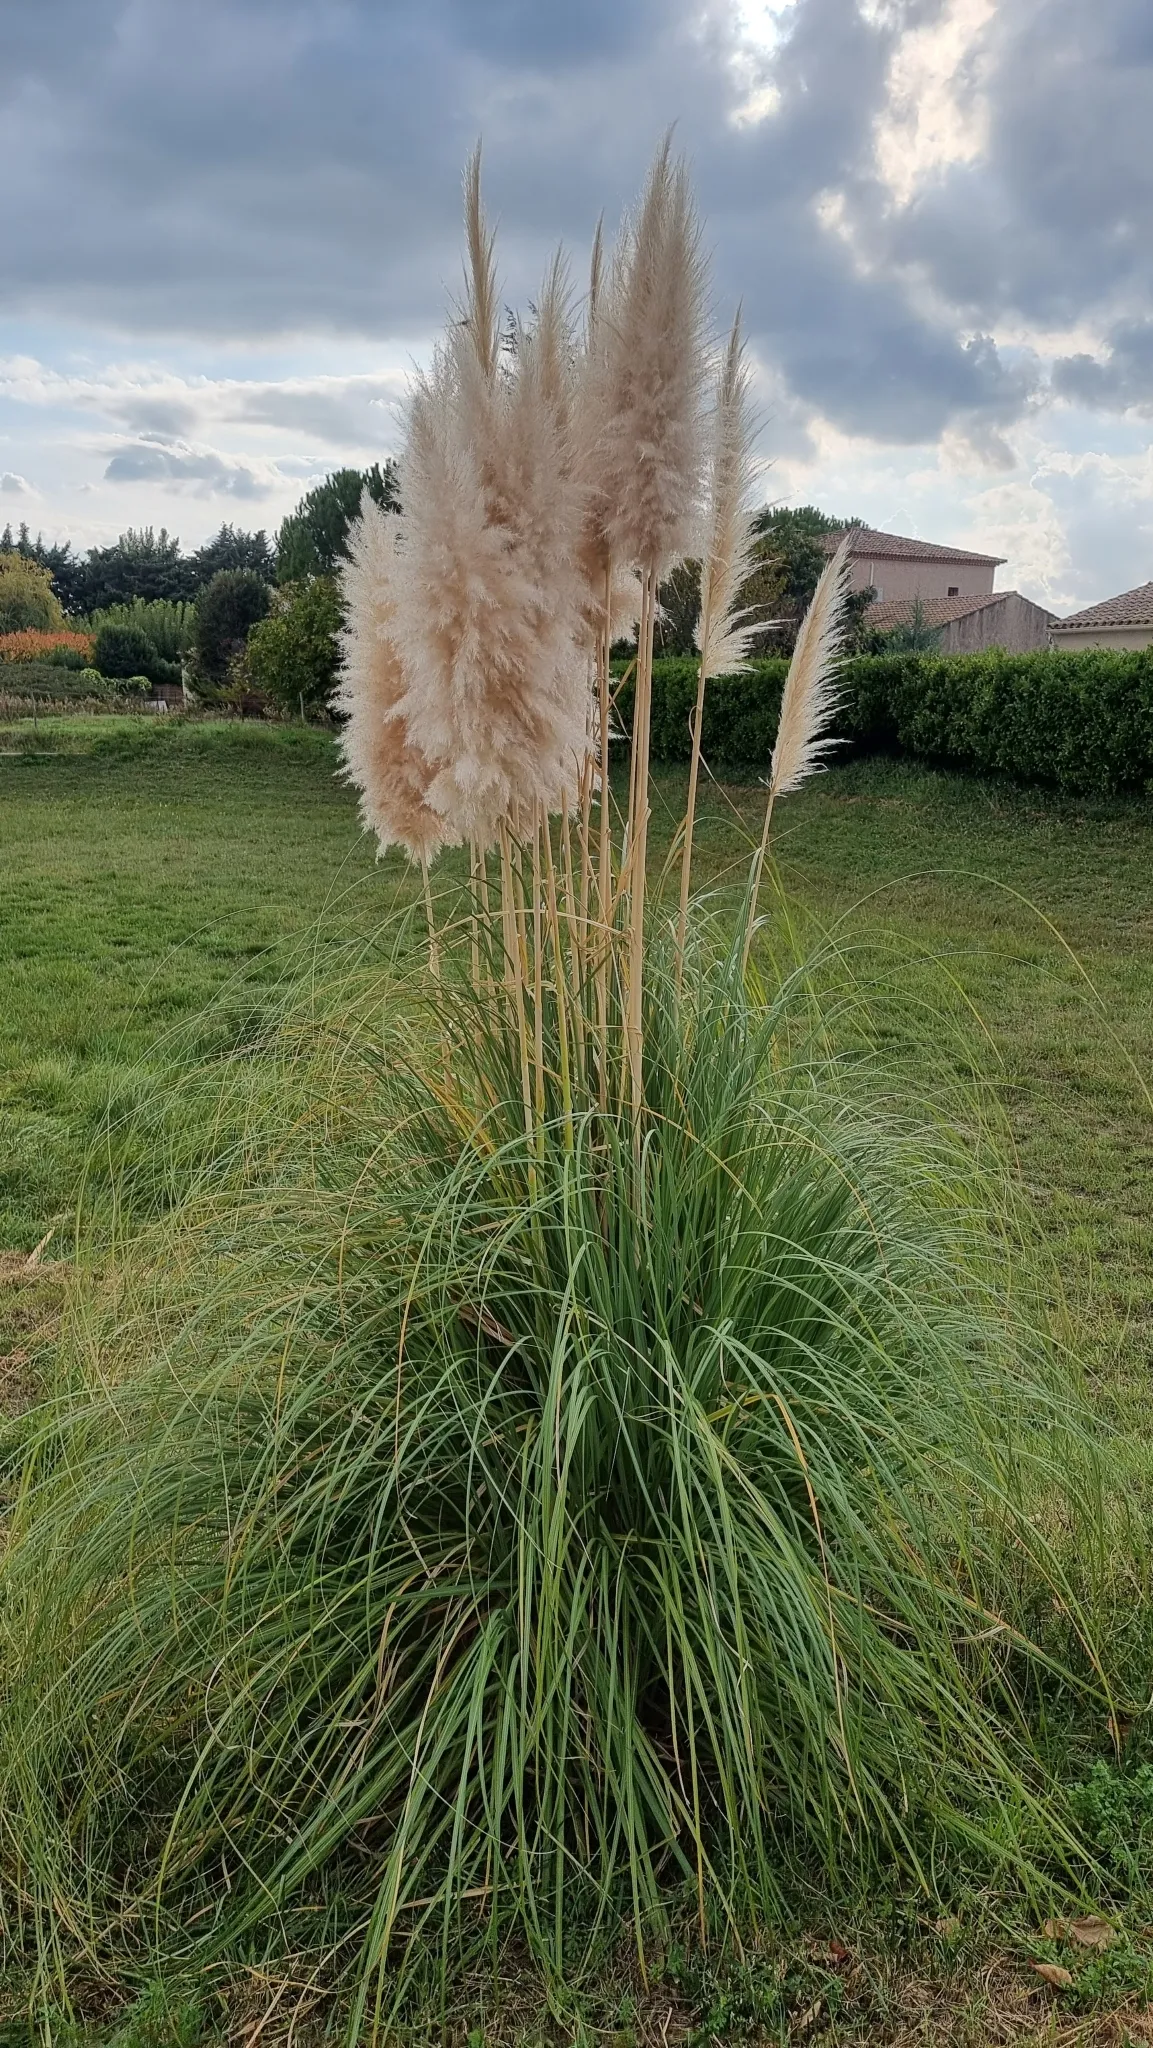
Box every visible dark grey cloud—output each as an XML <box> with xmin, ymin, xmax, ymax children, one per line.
<box><xmin>103</xmin><ymin>441</ymin><xmax>273</xmax><ymax>497</ymax></box>
<box><xmin>109</xmin><ymin>394</ymin><xmax>200</xmax><ymax>438</ymax></box>
<box><xmin>440</xmin><ymin>0</ymin><xmax>665</xmax><ymax>61</ymax></box>
<box><xmin>1053</xmin><ymin>320</ymin><xmax>1153</xmax><ymax>413</ymax></box>
<box><xmin>233</xmin><ymin>382</ymin><xmax>400</xmax><ymax>445</ymax></box>
<box><xmin>866</xmin><ymin>0</ymin><xmax>1153</xmax><ymax>332</ymax></box>
<box><xmin>0</xmin><ymin>0</ymin><xmax>1149</xmax><ymax>461</ymax></box>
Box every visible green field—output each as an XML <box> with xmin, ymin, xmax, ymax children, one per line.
<box><xmin>3</xmin><ymin>714</ymin><xmax>1153</xmax><ymax>2042</ymax></box>
<box><xmin>3</xmin><ymin>714</ymin><xmax>1151</xmax><ymax>1371</ymax></box>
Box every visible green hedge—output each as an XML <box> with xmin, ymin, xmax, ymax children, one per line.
<box><xmin>615</xmin><ymin>647</ymin><xmax>1153</xmax><ymax>796</ymax></box>
<box><xmin>0</xmin><ymin>662</ymin><xmax>124</xmax><ymax>703</ymax></box>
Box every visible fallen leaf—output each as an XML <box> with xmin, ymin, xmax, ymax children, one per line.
<box><xmin>1072</xmin><ymin>1915</ymin><xmax>1116</xmax><ymax>1949</ymax></box>
<box><xmin>825</xmin><ymin>1939</ymin><xmax>851</xmax><ymax>1965</ymax></box>
<box><xmin>794</xmin><ymin>1999</ymin><xmax>823</xmax><ymax>2034</ymax></box>
<box><xmin>1032</xmin><ymin>1962</ymin><xmax>1074</xmax><ymax>1990</ymax></box>
<box><xmin>1043</xmin><ymin>1915</ymin><xmax>1115</xmax><ymax>1950</ymax></box>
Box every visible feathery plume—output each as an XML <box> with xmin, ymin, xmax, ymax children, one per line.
<box><xmin>335</xmin><ymin>497</ymin><xmax>444</xmax><ymax>864</ymax></box>
<box><xmin>389</xmin><ymin>185</ymin><xmax>589</xmax><ymax>847</ymax></box>
<box><xmin>462</xmin><ymin>144</ymin><xmax>499</xmax><ymax>382</ymax></box>
<box><xmin>594</xmin><ymin>133</ymin><xmax>709</xmax><ymax>576</ymax></box>
<box><xmin>767</xmin><ymin>529</ymin><xmax>853</xmax><ymax>798</ymax></box>
<box><xmin>695</xmin><ymin>310</ymin><xmax>760</xmax><ymax>682</ymax></box>
<box><xmin>676</xmin><ymin>310</ymin><xmax>759</xmax><ymax>975</ymax></box>
<box><xmin>587</xmin><ymin>214</ymin><xmax>604</xmax><ymax>336</ymax></box>
<box><xmin>572</xmin><ymin>219</ymin><xmax>618</xmax><ymax>637</ymax></box>
<box><xmin>741</xmin><ymin>531</ymin><xmax>853</xmax><ymax>971</ymax></box>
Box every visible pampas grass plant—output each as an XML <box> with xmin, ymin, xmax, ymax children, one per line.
<box><xmin>0</xmin><ymin>139</ymin><xmax>1117</xmax><ymax>2042</ymax></box>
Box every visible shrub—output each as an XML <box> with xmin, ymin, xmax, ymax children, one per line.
<box><xmin>0</xmin><ymin>551</ymin><xmax>64</xmax><ymax>634</ymax></box>
<box><xmin>86</xmin><ymin>598</ymin><xmax>196</xmax><ymax>665</ymax></box>
<box><xmin>0</xmin><ymin>627</ymin><xmax>94</xmax><ymax>666</ymax></box>
<box><xmin>241</xmin><ymin>574</ymin><xmax>342</xmax><ymax>715</ymax></box>
<box><xmin>619</xmin><ymin>647</ymin><xmax>1153</xmax><ymax>796</ymax></box>
<box><xmin>0</xmin><ymin>659</ymin><xmax>122</xmax><ymax>704</ymax></box>
<box><xmin>190</xmin><ymin>568</ymin><xmax>271</xmax><ymax>693</ymax></box>
<box><xmin>93</xmin><ymin>620</ymin><xmax>180</xmax><ymax>688</ymax></box>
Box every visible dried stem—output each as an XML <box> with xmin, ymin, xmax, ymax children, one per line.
<box><xmin>542</xmin><ymin>814</ymin><xmax>574</xmax><ymax>1144</ymax></box>
<box><xmin>422</xmin><ymin>859</ymin><xmax>440</xmax><ymax>981</ymax></box>
<box><xmin>595</xmin><ymin>561</ymin><xmax>614</xmax><ymax>1111</ymax></box>
<box><xmin>499</xmin><ymin>820</ymin><xmax>536</xmax><ymax>1183</ymax></box>
<box><xmin>532</xmin><ymin>812</ymin><xmax>546</xmax><ymax>1141</ymax></box>
<box><xmin>675</xmin><ymin>596</ymin><xmax>711</xmax><ymax>992</ymax></box>
<box><xmin>625</xmin><ymin>566</ymin><xmax>658</xmax><ymax>1133</ymax></box>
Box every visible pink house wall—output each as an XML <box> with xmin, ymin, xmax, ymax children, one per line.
<box><xmin>847</xmin><ymin>556</ymin><xmax>998</xmax><ymax>602</ymax></box>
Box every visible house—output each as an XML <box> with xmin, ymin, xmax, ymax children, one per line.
<box><xmin>866</xmin><ymin>591</ymin><xmax>1055</xmax><ymax>654</ymax></box>
<box><xmin>1050</xmin><ymin>582</ymin><xmax>1153</xmax><ymax>652</ymax></box>
<box><xmin>824</xmin><ymin>526</ymin><xmax>1006</xmax><ymax>603</ymax></box>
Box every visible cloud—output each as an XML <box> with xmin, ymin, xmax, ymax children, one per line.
<box><xmin>1</xmin><ymin>471</ymin><xmax>30</xmax><ymax>494</ymax></box>
<box><xmin>1052</xmin><ymin>321</ymin><xmax>1153</xmax><ymax>414</ymax></box>
<box><xmin>102</xmin><ymin>440</ymin><xmax>277</xmax><ymax>499</ymax></box>
<box><xmin>0</xmin><ymin>358</ymin><xmax>405</xmax><ymax>450</ymax></box>
<box><xmin>0</xmin><ymin>0</ymin><xmax>1149</xmax><ymax>584</ymax></box>
<box><xmin>1</xmin><ymin>0</ymin><xmax>1143</xmax><ymax>463</ymax></box>
<box><xmin>861</xmin><ymin>0</ymin><xmax>1153</xmax><ymax>333</ymax></box>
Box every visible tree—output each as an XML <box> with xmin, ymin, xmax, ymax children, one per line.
<box><xmin>655</xmin><ymin>559</ymin><xmax>702</xmax><ymax>656</ymax></box>
<box><xmin>78</xmin><ymin>528</ymin><xmax>199</xmax><ymax>611</ymax></box>
<box><xmin>242</xmin><ymin>576</ymin><xmax>343</xmax><ymax>716</ymax></box>
<box><xmin>0</xmin><ymin>551</ymin><xmax>64</xmax><ymax>634</ymax></box>
<box><xmin>190</xmin><ymin>569</ymin><xmax>271</xmax><ymax>694</ymax></box>
<box><xmin>276</xmin><ymin>463</ymin><xmax>400</xmax><ymax>582</ymax></box>
<box><xmin>863</xmin><ymin>596</ymin><xmax>943</xmax><ymax>655</ymax></box>
<box><xmin>1</xmin><ymin>522</ymin><xmax>87</xmax><ymax>615</ymax></box>
<box><xmin>191</xmin><ymin>524</ymin><xmax>275</xmax><ymax>583</ymax></box>
<box><xmin>645</xmin><ymin>508</ymin><xmax>870</xmax><ymax>662</ymax></box>
<box><xmin>742</xmin><ymin>507</ymin><xmax>870</xmax><ymax>654</ymax></box>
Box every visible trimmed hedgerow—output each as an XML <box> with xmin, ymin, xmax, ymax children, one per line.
<box><xmin>616</xmin><ymin>647</ymin><xmax>1153</xmax><ymax>796</ymax></box>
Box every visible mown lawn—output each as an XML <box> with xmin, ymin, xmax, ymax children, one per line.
<box><xmin>3</xmin><ymin>714</ymin><xmax>1151</xmax><ymax>1380</ymax></box>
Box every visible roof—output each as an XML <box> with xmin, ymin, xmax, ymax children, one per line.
<box><xmin>1052</xmin><ymin>581</ymin><xmax>1153</xmax><ymax>631</ymax></box>
<box><xmin>823</xmin><ymin>525</ymin><xmax>1006</xmax><ymax>567</ymax></box>
<box><xmin>866</xmin><ymin>593</ymin><xmax>1010</xmax><ymax>630</ymax></box>
<box><xmin>866</xmin><ymin>591</ymin><xmax>1053</xmax><ymax>630</ymax></box>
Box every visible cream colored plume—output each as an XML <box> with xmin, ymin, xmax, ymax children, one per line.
<box><xmin>335</xmin><ymin>498</ymin><xmax>444</xmax><ymax>864</ymax></box>
<box><xmin>768</xmin><ymin>532</ymin><xmax>853</xmax><ymax>798</ymax></box>
<box><xmin>462</xmin><ymin>144</ymin><xmax>499</xmax><ymax>382</ymax></box>
<box><xmin>695</xmin><ymin>310</ymin><xmax>759</xmax><ymax>682</ymax></box>
<box><xmin>388</xmin><ymin>169</ymin><xmax>590</xmax><ymax>848</ymax></box>
<box><xmin>586</xmin><ymin>133</ymin><xmax>709</xmax><ymax>577</ymax></box>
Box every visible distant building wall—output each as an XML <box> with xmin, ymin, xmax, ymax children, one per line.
<box><xmin>848</xmin><ymin>555</ymin><xmax>998</xmax><ymax>602</ymax></box>
<box><xmin>1050</xmin><ymin>624</ymin><xmax>1153</xmax><ymax>652</ymax></box>
<box><xmin>940</xmin><ymin>593</ymin><xmax>1053</xmax><ymax>653</ymax></box>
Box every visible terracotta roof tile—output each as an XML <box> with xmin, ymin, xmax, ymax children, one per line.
<box><xmin>1052</xmin><ymin>581</ymin><xmax>1153</xmax><ymax>630</ymax></box>
<box><xmin>866</xmin><ymin>593</ymin><xmax>1009</xmax><ymax>629</ymax></box>
<box><xmin>822</xmin><ymin>525</ymin><xmax>1006</xmax><ymax>567</ymax></box>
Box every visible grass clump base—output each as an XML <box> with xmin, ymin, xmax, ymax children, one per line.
<box><xmin>0</xmin><ymin>933</ymin><xmax>1107</xmax><ymax>2037</ymax></box>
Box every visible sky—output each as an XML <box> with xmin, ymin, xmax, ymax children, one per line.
<box><xmin>0</xmin><ymin>0</ymin><xmax>1150</xmax><ymax>614</ymax></box>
